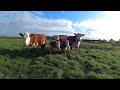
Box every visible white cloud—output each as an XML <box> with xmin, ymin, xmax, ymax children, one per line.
<box><xmin>74</xmin><ymin>11</ymin><xmax>120</xmax><ymax>41</ymax></box>
<box><xmin>0</xmin><ymin>11</ymin><xmax>75</xmax><ymax>37</ymax></box>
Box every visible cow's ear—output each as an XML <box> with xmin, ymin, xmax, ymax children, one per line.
<box><xmin>74</xmin><ymin>33</ymin><xmax>77</xmax><ymax>35</ymax></box>
<box><xmin>30</xmin><ymin>34</ymin><xmax>33</xmax><ymax>37</ymax></box>
<box><xmin>82</xmin><ymin>34</ymin><xmax>85</xmax><ymax>36</ymax></box>
<box><xmin>19</xmin><ymin>33</ymin><xmax>23</xmax><ymax>37</ymax></box>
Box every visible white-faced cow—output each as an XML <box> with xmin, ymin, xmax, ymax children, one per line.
<box><xmin>19</xmin><ymin>32</ymin><xmax>47</xmax><ymax>50</ymax></box>
<box><xmin>50</xmin><ymin>40</ymin><xmax>61</xmax><ymax>53</ymax></box>
<box><xmin>68</xmin><ymin>33</ymin><xmax>84</xmax><ymax>50</ymax></box>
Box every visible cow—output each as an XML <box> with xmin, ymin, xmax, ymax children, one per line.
<box><xmin>67</xmin><ymin>33</ymin><xmax>84</xmax><ymax>50</ymax></box>
<box><xmin>19</xmin><ymin>32</ymin><xmax>47</xmax><ymax>50</ymax></box>
<box><xmin>50</xmin><ymin>40</ymin><xmax>61</xmax><ymax>53</ymax></box>
<box><xmin>54</xmin><ymin>33</ymin><xmax>84</xmax><ymax>51</ymax></box>
<box><xmin>60</xmin><ymin>40</ymin><xmax>70</xmax><ymax>51</ymax></box>
<box><xmin>52</xmin><ymin>35</ymin><xmax>70</xmax><ymax>51</ymax></box>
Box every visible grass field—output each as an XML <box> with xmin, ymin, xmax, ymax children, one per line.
<box><xmin>0</xmin><ymin>37</ymin><xmax>120</xmax><ymax>79</ymax></box>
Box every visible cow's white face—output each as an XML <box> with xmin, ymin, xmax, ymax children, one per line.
<box><xmin>74</xmin><ymin>33</ymin><xmax>84</xmax><ymax>42</ymax></box>
<box><xmin>19</xmin><ymin>32</ymin><xmax>30</xmax><ymax>46</ymax></box>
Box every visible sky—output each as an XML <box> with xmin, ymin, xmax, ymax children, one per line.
<box><xmin>0</xmin><ymin>11</ymin><xmax>120</xmax><ymax>41</ymax></box>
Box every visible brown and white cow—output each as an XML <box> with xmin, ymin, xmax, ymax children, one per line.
<box><xmin>19</xmin><ymin>32</ymin><xmax>47</xmax><ymax>50</ymax></box>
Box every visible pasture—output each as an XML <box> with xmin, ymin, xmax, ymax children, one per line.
<box><xmin>0</xmin><ymin>37</ymin><xmax>120</xmax><ymax>79</ymax></box>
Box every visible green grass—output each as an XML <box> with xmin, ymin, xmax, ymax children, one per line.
<box><xmin>0</xmin><ymin>37</ymin><xmax>120</xmax><ymax>79</ymax></box>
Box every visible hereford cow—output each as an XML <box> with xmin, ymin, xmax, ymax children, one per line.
<box><xmin>19</xmin><ymin>32</ymin><xmax>47</xmax><ymax>50</ymax></box>
<box><xmin>50</xmin><ymin>40</ymin><xmax>61</xmax><ymax>53</ymax></box>
<box><xmin>60</xmin><ymin>40</ymin><xmax>70</xmax><ymax>51</ymax></box>
<box><xmin>52</xmin><ymin>35</ymin><xmax>70</xmax><ymax>51</ymax></box>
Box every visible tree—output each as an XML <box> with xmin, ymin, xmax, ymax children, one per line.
<box><xmin>118</xmin><ymin>38</ymin><xmax>120</xmax><ymax>42</ymax></box>
<box><xmin>102</xmin><ymin>39</ymin><xmax>108</xmax><ymax>43</ymax></box>
<box><xmin>46</xmin><ymin>36</ymin><xmax>52</xmax><ymax>39</ymax></box>
<box><xmin>109</xmin><ymin>39</ymin><xmax>116</xmax><ymax>45</ymax></box>
<box><xmin>98</xmin><ymin>39</ymin><xmax>108</xmax><ymax>44</ymax></box>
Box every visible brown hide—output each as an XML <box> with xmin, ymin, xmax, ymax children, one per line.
<box><xmin>59</xmin><ymin>35</ymin><xmax>76</xmax><ymax>44</ymax></box>
<box><xmin>29</xmin><ymin>34</ymin><xmax>47</xmax><ymax>47</ymax></box>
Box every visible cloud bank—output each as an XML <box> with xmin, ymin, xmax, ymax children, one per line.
<box><xmin>0</xmin><ymin>11</ymin><xmax>75</xmax><ymax>37</ymax></box>
<box><xmin>74</xmin><ymin>11</ymin><xmax>120</xmax><ymax>41</ymax></box>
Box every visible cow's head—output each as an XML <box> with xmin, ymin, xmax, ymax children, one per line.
<box><xmin>19</xmin><ymin>32</ymin><xmax>31</xmax><ymax>46</ymax></box>
<box><xmin>53</xmin><ymin>35</ymin><xmax>59</xmax><ymax>40</ymax></box>
<box><xmin>74</xmin><ymin>33</ymin><xmax>85</xmax><ymax>42</ymax></box>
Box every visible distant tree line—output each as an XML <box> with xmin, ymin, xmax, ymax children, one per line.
<box><xmin>46</xmin><ymin>36</ymin><xmax>54</xmax><ymax>40</ymax></box>
<box><xmin>82</xmin><ymin>38</ymin><xmax>120</xmax><ymax>46</ymax></box>
<box><xmin>82</xmin><ymin>39</ymin><xmax>108</xmax><ymax>43</ymax></box>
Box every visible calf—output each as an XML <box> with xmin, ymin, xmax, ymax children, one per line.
<box><xmin>50</xmin><ymin>40</ymin><xmax>61</xmax><ymax>52</ymax></box>
<box><xmin>60</xmin><ymin>40</ymin><xmax>70</xmax><ymax>51</ymax></box>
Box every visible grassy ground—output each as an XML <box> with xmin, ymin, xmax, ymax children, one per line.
<box><xmin>0</xmin><ymin>37</ymin><xmax>120</xmax><ymax>79</ymax></box>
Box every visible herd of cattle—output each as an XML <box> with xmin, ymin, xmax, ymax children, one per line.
<box><xmin>19</xmin><ymin>32</ymin><xmax>85</xmax><ymax>52</ymax></box>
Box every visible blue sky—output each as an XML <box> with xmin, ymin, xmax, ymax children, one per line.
<box><xmin>0</xmin><ymin>11</ymin><xmax>120</xmax><ymax>40</ymax></box>
<box><xmin>43</xmin><ymin>11</ymin><xmax>99</xmax><ymax>22</ymax></box>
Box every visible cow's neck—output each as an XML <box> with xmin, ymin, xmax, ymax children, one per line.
<box><xmin>75</xmin><ymin>39</ymin><xmax>81</xmax><ymax>47</ymax></box>
<box><xmin>76</xmin><ymin>40</ymin><xmax>80</xmax><ymax>43</ymax></box>
<box><xmin>75</xmin><ymin>37</ymin><xmax>81</xmax><ymax>43</ymax></box>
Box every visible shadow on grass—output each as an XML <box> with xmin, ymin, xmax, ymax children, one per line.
<box><xmin>0</xmin><ymin>47</ymin><xmax>68</xmax><ymax>58</ymax></box>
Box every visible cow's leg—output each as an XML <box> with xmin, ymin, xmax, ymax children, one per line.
<box><xmin>52</xmin><ymin>48</ymin><xmax>55</xmax><ymax>54</ymax></box>
<box><xmin>41</xmin><ymin>43</ymin><xmax>46</xmax><ymax>50</ymax></box>
<box><xmin>30</xmin><ymin>48</ymin><xmax>35</xmax><ymax>56</ymax></box>
<box><xmin>40</xmin><ymin>43</ymin><xmax>46</xmax><ymax>55</ymax></box>
<box><xmin>58</xmin><ymin>47</ymin><xmax>61</xmax><ymax>53</ymax></box>
<box><xmin>70</xmin><ymin>45</ymin><xmax>72</xmax><ymax>50</ymax></box>
<box><xmin>76</xmin><ymin>47</ymin><xmax>78</xmax><ymax>53</ymax></box>
<box><xmin>33</xmin><ymin>47</ymin><xmax>38</xmax><ymax>56</ymax></box>
<box><xmin>24</xmin><ymin>45</ymin><xmax>29</xmax><ymax>55</ymax></box>
<box><xmin>67</xmin><ymin>46</ymin><xmax>70</xmax><ymax>53</ymax></box>
<box><xmin>50</xmin><ymin>47</ymin><xmax>54</xmax><ymax>54</ymax></box>
<box><xmin>49</xmin><ymin>47</ymin><xmax>52</xmax><ymax>54</ymax></box>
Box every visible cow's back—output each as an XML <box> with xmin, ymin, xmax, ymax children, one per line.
<box><xmin>67</xmin><ymin>36</ymin><xmax>76</xmax><ymax>45</ymax></box>
<box><xmin>30</xmin><ymin>34</ymin><xmax>47</xmax><ymax>45</ymax></box>
<box><xmin>59</xmin><ymin>37</ymin><xmax>67</xmax><ymax>42</ymax></box>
